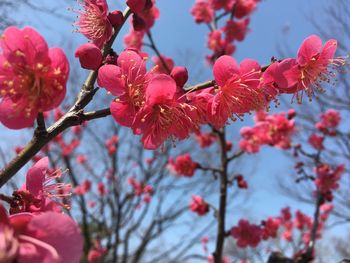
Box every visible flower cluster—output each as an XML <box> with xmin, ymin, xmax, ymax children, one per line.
<box><xmin>167</xmin><ymin>154</ymin><xmax>198</xmax><ymax>177</ymax></box>
<box><xmin>9</xmin><ymin>157</ymin><xmax>71</xmax><ymax>214</ymax></box>
<box><xmin>124</xmin><ymin>0</ymin><xmax>159</xmax><ymax>50</ymax></box>
<box><xmin>239</xmin><ymin>110</ymin><xmax>296</xmax><ymax>153</ymax></box>
<box><xmin>230</xmin><ymin>206</ymin><xmax>332</xmax><ymax>251</ymax></box>
<box><xmin>98</xmin><ymin>49</ymin><xmax>198</xmax><ymax>149</ymax></box>
<box><xmin>314</xmin><ymin>163</ymin><xmax>345</xmax><ymax>197</ymax></box>
<box><xmin>73</xmin><ymin>0</ymin><xmax>124</xmax><ymax>70</ymax></box>
<box><xmin>191</xmin><ymin>0</ymin><xmax>260</xmax><ymax>63</ymax></box>
<box><xmin>0</xmin><ymin>158</ymin><xmax>82</xmax><ymax>262</ymax></box>
<box><xmin>189</xmin><ymin>195</ymin><xmax>209</xmax><ymax>216</ymax></box>
<box><xmin>128</xmin><ymin>177</ymin><xmax>154</xmax><ymax>204</ymax></box>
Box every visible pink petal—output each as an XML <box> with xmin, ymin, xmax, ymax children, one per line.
<box><xmin>321</xmin><ymin>39</ymin><xmax>337</xmax><ymax>60</ymax></box>
<box><xmin>0</xmin><ymin>97</ymin><xmax>37</xmax><ymax>129</ymax></box>
<box><xmin>239</xmin><ymin>59</ymin><xmax>261</xmax><ymax>74</ymax></box>
<box><xmin>97</xmin><ymin>65</ymin><xmax>125</xmax><ymax>96</ymax></box>
<box><xmin>22</xmin><ymin>27</ymin><xmax>50</xmax><ymax>66</ymax></box>
<box><xmin>213</xmin><ymin>55</ymin><xmax>239</xmax><ymax>86</ymax></box>
<box><xmin>25</xmin><ymin>212</ymin><xmax>83</xmax><ymax>263</ymax></box>
<box><xmin>110</xmin><ymin>99</ymin><xmax>135</xmax><ymax>127</ymax></box>
<box><xmin>0</xmin><ymin>26</ymin><xmax>26</xmax><ymax>56</ymax></box>
<box><xmin>145</xmin><ymin>74</ymin><xmax>177</xmax><ymax>105</ymax></box>
<box><xmin>26</xmin><ymin>157</ymin><xmax>49</xmax><ymax>197</ymax></box>
<box><xmin>297</xmin><ymin>35</ymin><xmax>322</xmax><ymax>66</ymax></box>
<box><xmin>117</xmin><ymin>49</ymin><xmax>146</xmax><ymax>81</ymax></box>
<box><xmin>41</xmin><ymin>48</ymin><xmax>69</xmax><ymax>111</ymax></box>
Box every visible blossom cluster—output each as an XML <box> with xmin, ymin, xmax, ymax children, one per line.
<box><xmin>191</xmin><ymin>0</ymin><xmax>260</xmax><ymax>63</ymax></box>
<box><xmin>230</xmin><ymin>206</ymin><xmax>332</xmax><ymax>253</ymax></box>
<box><xmin>0</xmin><ymin>158</ymin><xmax>82</xmax><ymax>263</ymax></box>
<box><xmin>239</xmin><ymin>110</ymin><xmax>296</xmax><ymax>153</ymax></box>
<box><xmin>167</xmin><ymin>153</ymin><xmax>198</xmax><ymax>177</ymax></box>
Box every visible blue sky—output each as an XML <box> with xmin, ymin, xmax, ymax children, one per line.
<box><xmin>1</xmin><ymin>0</ymin><xmax>341</xmax><ymax>260</ymax></box>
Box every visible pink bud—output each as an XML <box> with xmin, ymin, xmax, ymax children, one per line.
<box><xmin>108</xmin><ymin>10</ymin><xmax>124</xmax><ymax>27</ymax></box>
<box><xmin>75</xmin><ymin>43</ymin><xmax>103</xmax><ymax>70</ymax></box>
<box><xmin>171</xmin><ymin>66</ymin><xmax>188</xmax><ymax>87</ymax></box>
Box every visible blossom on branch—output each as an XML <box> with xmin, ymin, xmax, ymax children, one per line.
<box><xmin>0</xmin><ymin>27</ymin><xmax>69</xmax><ymax>129</ymax></box>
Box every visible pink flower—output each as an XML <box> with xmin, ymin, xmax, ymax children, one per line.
<box><xmin>239</xmin><ymin>126</ymin><xmax>263</xmax><ymax>153</ymax></box>
<box><xmin>97</xmin><ymin>182</ymin><xmax>107</xmax><ymax>196</ymax></box>
<box><xmin>224</xmin><ymin>18</ymin><xmax>250</xmax><ymax>42</ymax></box>
<box><xmin>88</xmin><ymin>240</ymin><xmax>106</xmax><ymax>263</ymax></box>
<box><xmin>191</xmin><ymin>0</ymin><xmax>215</xmax><ymax>24</ymax></box>
<box><xmin>124</xmin><ymin>28</ymin><xmax>145</xmax><ymax>50</ymax></box>
<box><xmin>74</xmin><ymin>180</ymin><xmax>91</xmax><ymax>195</ymax></box>
<box><xmin>11</xmin><ymin>157</ymin><xmax>71</xmax><ymax>214</ymax></box>
<box><xmin>167</xmin><ymin>154</ymin><xmax>198</xmax><ymax>177</ymax></box>
<box><xmin>189</xmin><ymin>195</ymin><xmax>209</xmax><ymax>216</ymax></box>
<box><xmin>194</xmin><ymin>131</ymin><xmax>217</xmax><ymax>148</ymax></box>
<box><xmin>315</xmin><ymin>164</ymin><xmax>345</xmax><ymax>194</ymax></box>
<box><xmin>308</xmin><ymin>133</ymin><xmax>324</xmax><ymax>150</ymax></box>
<box><xmin>130</xmin><ymin>0</ymin><xmax>159</xmax><ymax>32</ymax></box>
<box><xmin>231</xmin><ymin>219</ymin><xmax>262</xmax><ymax>248</ymax></box>
<box><xmin>0</xmin><ymin>27</ymin><xmax>69</xmax><ymax>129</ymax></box>
<box><xmin>210</xmin><ymin>55</ymin><xmax>266</xmax><ymax>128</ymax></box>
<box><xmin>0</xmin><ymin>205</ymin><xmax>83</xmax><ymax>263</ymax></box>
<box><xmin>316</xmin><ymin>109</ymin><xmax>341</xmax><ymax>131</ymax></box>
<box><xmin>75</xmin><ymin>43</ymin><xmax>103</xmax><ymax>70</ymax></box>
<box><xmin>126</xmin><ymin>0</ymin><xmax>153</xmax><ymax>14</ymax></box>
<box><xmin>152</xmin><ymin>55</ymin><xmax>174</xmax><ymax>74</ymax></box>
<box><xmin>76</xmin><ymin>0</ymin><xmax>123</xmax><ymax>48</ymax></box>
<box><xmin>98</xmin><ymin>49</ymin><xmax>149</xmax><ymax>127</ymax></box>
<box><xmin>239</xmin><ymin>111</ymin><xmax>295</xmax><ymax>153</ymax></box>
<box><xmin>261</xmin><ymin>217</ymin><xmax>281</xmax><ymax>240</ymax></box>
<box><xmin>133</xmin><ymin>74</ymin><xmax>197</xmax><ymax>149</ymax></box>
<box><xmin>282</xmin><ymin>35</ymin><xmax>344</xmax><ymax>102</ymax></box>
<box><xmin>209</xmin><ymin>0</ymin><xmax>236</xmax><ymax>11</ymax></box>
<box><xmin>294</xmin><ymin>210</ymin><xmax>312</xmax><ymax>230</ymax></box>
<box><xmin>235</xmin><ymin>175</ymin><xmax>248</xmax><ymax>189</ymax></box>
<box><xmin>234</xmin><ymin>0</ymin><xmax>258</xmax><ymax>19</ymax></box>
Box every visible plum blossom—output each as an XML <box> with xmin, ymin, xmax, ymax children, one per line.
<box><xmin>210</xmin><ymin>55</ymin><xmax>266</xmax><ymax>128</ymax></box>
<box><xmin>189</xmin><ymin>195</ymin><xmax>209</xmax><ymax>216</ymax></box>
<box><xmin>75</xmin><ymin>0</ymin><xmax>123</xmax><ymax>48</ymax></box>
<box><xmin>315</xmin><ymin>109</ymin><xmax>341</xmax><ymax>131</ymax></box>
<box><xmin>133</xmin><ymin>74</ymin><xmax>197</xmax><ymax>149</ymax></box>
<box><xmin>98</xmin><ymin>49</ymin><xmax>149</xmax><ymax>127</ymax></box>
<box><xmin>314</xmin><ymin>163</ymin><xmax>345</xmax><ymax>194</ymax></box>
<box><xmin>0</xmin><ymin>205</ymin><xmax>83</xmax><ymax>263</ymax></box>
<box><xmin>10</xmin><ymin>157</ymin><xmax>71</xmax><ymax>214</ymax></box>
<box><xmin>278</xmin><ymin>35</ymin><xmax>344</xmax><ymax>103</ymax></box>
<box><xmin>167</xmin><ymin>154</ymin><xmax>198</xmax><ymax>177</ymax></box>
<box><xmin>0</xmin><ymin>26</ymin><xmax>69</xmax><ymax>129</ymax></box>
<box><xmin>230</xmin><ymin>219</ymin><xmax>262</xmax><ymax>248</ymax></box>
<box><xmin>191</xmin><ymin>0</ymin><xmax>215</xmax><ymax>24</ymax></box>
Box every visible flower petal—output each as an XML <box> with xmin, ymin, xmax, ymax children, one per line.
<box><xmin>25</xmin><ymin>212</ymin><xmax>83</xmax><ymax>263</ymax></box>
<box><xmin>110</xmin><ymin>99</ymin><xmax>135</xmax><ymax>127</ymax></box>
<box><xmin>213</xmin><ymin>55</ymin><xmax>239</xmax><ymax>86</ymax></box>
<box><xmin>297</xmin><ymin>35</ymin><xmax>322</xmax><ymax>66</ymax></box>
<box><xmin>145</xmin><ymin>74</ymin><xmax>176</xmax><ymax>105</ymax></box>
<box><xmin>26</xmin><ymin>157</ymin><xmax>49</xmax><ymax>197</ymax></box>
<box><xmin>0</xmin><ymin>97</ymin><xmax>37</xmax><ymax>129</ymax></box>
<box><xmin>97</xmin><ymin>65</ymin><xmax>125</xmax><ymax>96</ymax></box>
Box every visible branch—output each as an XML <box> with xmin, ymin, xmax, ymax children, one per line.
<box><xmin>146</xmin><ymin>30</ymin><xmax>171</xmax><ymax>74</ymax></box>
<box><xmin>212</xmin><ymin>128</ymin><xmax>229</xmax><ymax>263</ymax></box>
